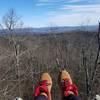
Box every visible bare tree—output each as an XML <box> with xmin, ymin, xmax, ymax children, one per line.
<box><xmin>2</xmin><ymin>9</ymin><xmax>22</xmax><ymax>30</ymax></box>
<box><xmin>81</xmin><ymin>22</ymin><xmax>100</xmax><ymax>100</ymax></box>
<box><xmin>0</xmin><ymin>8</ymin><xmax>24</xmax><ymax>98</ymax></box>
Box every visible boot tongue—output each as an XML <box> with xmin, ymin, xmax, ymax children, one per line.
<box><xmin>40</xmin><ymin>80</ymin><xmax>48</xmax><ymax>93</ymax></box>
<box><xmin>61</xmin><ymin>78</ymin><xmax>71</xmax><ymax>89</ymax></box>
<box><xmin>40</xmin><ymin>80</ymin><xmax>47</xmax><ymax>86</ymax></box>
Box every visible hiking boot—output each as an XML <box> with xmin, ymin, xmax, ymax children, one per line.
<box><xmin>34</xmin><ymin>73</ymin><xmax>52</xmax><ymax>100</ymax></box>
<box><xmin>60</xmin><ymin>70</ymin><xmax>78</xmax><ymax>97</ymax></box>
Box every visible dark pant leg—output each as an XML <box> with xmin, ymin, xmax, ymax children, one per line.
<box><xmin>35</xmin><ymin>95</ymin><xmax>47</xmax><ymax>100</ymax></box>
<box><xmin>64</xmin><ymin>94</ymin><xmax>80</xmax><ymax>100</ymax></box>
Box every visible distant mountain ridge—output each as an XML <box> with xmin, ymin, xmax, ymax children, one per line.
<box><xmin>0</xmin><ymin>25</ymin><xmax>98</xmax><ymax>35</ymax></box>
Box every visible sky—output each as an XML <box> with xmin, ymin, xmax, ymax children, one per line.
<box><xmin>0</xmin><ymin>0</ymin><xmax>100</xmax><ymax>27</ymax></box>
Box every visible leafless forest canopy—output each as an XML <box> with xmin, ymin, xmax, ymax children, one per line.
<box><xmin>0</xmin><ymin>9</ymin><xmax>100</xmax><ymax>100</ymax></box>
<box><xmin>0</xmin><ymin>29</ymin><xmax>100</xmax><ymax>100</ymax></box>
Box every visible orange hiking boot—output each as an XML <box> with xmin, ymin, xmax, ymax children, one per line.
<box><xmin>34</xmin><ymin>73</ymin><xmax>52</xmax><ymax>100</ymax></box>
<box><xmin>60</xmin><ymin>70</ymin><xmax>78</xmax><ymax>97</ymax></box>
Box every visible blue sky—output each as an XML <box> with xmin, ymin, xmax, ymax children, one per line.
<box><xmin>0</xmin><ymin>0</ymin><xmax>100</xmax><ymax>27</ymax></box>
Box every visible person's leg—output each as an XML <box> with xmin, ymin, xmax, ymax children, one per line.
<box><xmin>59</xmin><ymin>70</ymin><xmax>80</xmax><ymax>100</ymax></box>
<box><xmin>34</xmin><ymin>73</ymin><xmax>52</xmax><ymax>100</ymax></box>
<box><xmin>35</xmin><ymin>95</ymin><xmax>47</xmax><ymax>100</ymax></box>
<box><xmin>64</xmin><ymin>94</ymin><xmax>80</xmax><ymax>100</ymax></box>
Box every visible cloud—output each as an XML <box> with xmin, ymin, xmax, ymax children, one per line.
<box><xmin>68</xmin><ymin>0</ymin><xmax>83</xmax><ymax>3</ymax></box>
<box><xmin>38</xmin><ymin>0</ymin><xmax>65</xmax><ymax>3</ymax></box>
<box><xmin>61</xmin><ymin>4</ymin><xmax>100</xmax><ymax>13</ymax></box>
<box><xmin>38</xmin><ymin>0</ymin><xmax>100</xmax><ymax>3</ymax></box>
<box><xmin>31</xmin><ymin>11</ymin><xmax>100</xmax><ymax>27</ymax></box>
<box><xmin>36</xmin><ymin>0</ymin><xmax>100</xmax><ymax>6</ymax></box>
<box><xmin>36</xmin><ymin>0</ymin><xmax>65</xmax><ymax>6</ymax></box>
<box><xmin>35</xmin><ymin>0</ymin><xmax>100</xmax><ymax>27</ymax></box>
<box><xmin>36</xmin><ymin>3</ymin><xmax>52</xmax><ymax>6</ymax></box>
<box><xmin>38</xmin><ymin>0</ymin><xmax>83</xmax><ymax>3</ymax></box>
<box><xmin>45</xmin><ymin>4</ymin><xmax>100</xmax><ymax>26</ymax></box>
<box><xmin>38</xmin><ymin>0</ymin><xmax>49</xmax><ymax>2</ymax></box>
<box><xmin>49</xmin><ymin>13</ymin><xmax>100</xmax><ymax>26</ymax></box>
<box><xmin>36</xmin><ymin>0</ymin><xmax>96</xmax><ymax>6</ymax></box>
<box><xmin>37</xmin><ymin>0</ymin><xmax>81</xmax><ymax>5</ymax></box>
